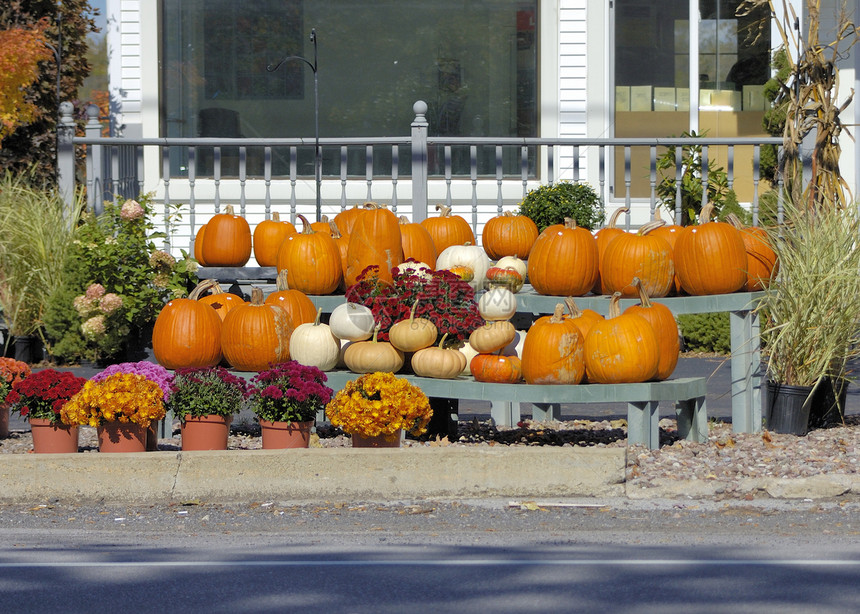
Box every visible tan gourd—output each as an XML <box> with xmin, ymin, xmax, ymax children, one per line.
<box><xmin>343</xmin><ymin>326</ymin><xmax>405</xmax><ymax>374</ymax></box>
<box><xmin>468</xmin><ymin>320</ymin><xmax>516</xmax><ymax>354</ymax></box>
<box><xmin>388</xmin><ymin>301</ymin><xmax>438</xmax><ymax>352</ymax></box>
<box><xmin>411</xmin><ymin>334</ymin><xmax>467</xmax><ymax>379</ymax></box>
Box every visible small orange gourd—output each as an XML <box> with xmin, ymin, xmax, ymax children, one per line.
<box><xmin>470</xmin><ymin>353</ymin><xmax>523</xmax><ymax>384</ymax></box>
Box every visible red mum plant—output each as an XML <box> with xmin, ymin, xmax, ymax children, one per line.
<box><xmin>250</xmin><ymin>361</ymin><xmax>332</xmax><ymax>424</ymax></box>
<box><xmin>0</xmin><ymin>358</ymin><xmax>31</xmax><ymax>406</ymax></box>
<box><xmin>345</xmin><ymin>264</ymin><xmax>483</xmax><ymax>345</ymax></box>
<box><xmin>6</xmin><ymin>369</ymin><xmax>87</xmax><ymax>424</ymax></box>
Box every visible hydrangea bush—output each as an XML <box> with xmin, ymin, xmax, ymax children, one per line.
<box><xmin>43</xmin><ymin>194</ymin><xmax>198</xmax><ymax>364</ymax></box>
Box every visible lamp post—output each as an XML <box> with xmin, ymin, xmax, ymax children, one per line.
<box><xmin>268</xmin><ymin>28</ymin><xmax>321</xmax><ymax>221</ymax></box>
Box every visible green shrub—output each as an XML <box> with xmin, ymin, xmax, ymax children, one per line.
<box><xmin>677</xmin><ymin>312</ymin><xmax>730</xmax><ymax>355</ymax></box>
<box><xmin>518</xmin><ymin>181</ymin><xmax>605</xmax><ymax>232</ymax></box>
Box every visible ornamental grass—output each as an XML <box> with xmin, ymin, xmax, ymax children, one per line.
<box><xmin>325</xmin><ymin>371</ymin><xmax>432</xmax><ymax>438</ymax></box>
<box><xmin>60</xmin><ymin>372</ymin><xmax>165</xmax><ymax>428</ymax></box>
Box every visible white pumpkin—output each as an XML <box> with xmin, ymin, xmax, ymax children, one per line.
<box><xmin>394</xmin><ymin>260</ymin><xmax>433</xmax><ymax>280</ymax></box>
<box><xmin>457</xmin><ymin>340</ymin><xmax>480</xmax><ymax>375</ymax></box>
<box><xmin>329</xmin><ymin>302</ymin><xmax>375</xmax><ymax>341</ymax></box>
<box><xmin>289</xmin><ymin>308</ymin><xmax>340</xmax><ymax>371</ymax></box>
<box><xmin>499</xmin><ymin>329</ymin><xmax>527</xmax><ymax>358</ymax></box>
<box><xmin>478</xmin><ymin>287</ymin><xmax>517</xmax><ymax>321</ymax></box>
<box><xmin>495</xmin><ymin>255</ymin><xmax>527</xmax><ymax>280</ymax></box>
<box><xmin>436</xmin><ymin>244</ymin><xmax>491</xmax><ymax>291</ymax></box>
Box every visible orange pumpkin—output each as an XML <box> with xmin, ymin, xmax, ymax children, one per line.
<box><xmin>601</xmin><ymin>220</ymin><xmax>675</xmax><ymax>298</ymax></box>
<box><xmin>674</xmin><ymin>203</ymin><xmax>747</xmax><ymax>295</ymax></box>
<box><xmin>329</xmin><ymin>220</ymin><xmax>350</xmax><ymax>282</ymax></box>
<box><xmin>398</xmin><ymin>215</ymin><xmax>438</xmax><ymax>268</ymax></box>
<box><xmin>333</xmin><ymin>204</ymin><xmax>367</xmax><ymax>236</ymax></box>
<box><xmin>152</xmin><ymin>281</ymin><xmax>223</xmax><ymax>370</ymax></box>
<box><xmin>420</xmin><ymin>204</ymin><xmax>475</xmax><ymax>254</ymax></box>
<box><xmin>193</xmin><ymin>225</ymin><xmax>209</xmax><ymax>267</ymax></box>
<box><xmin>481</xmin><ymin>211</ymin><xmax>539</xmax><ymax>260</ymax></box>
<box><xmin>195</xmin><ymin>279</ymin><xmax>247</xmax><ymax>321</ymax></box>
<box><xmin>584</xmin><ymin>292</ymin><xmax>660</xmax><ymax>384</ymax></box>
<box><xmin>563</xmin><ymin>297</ymin><xmax>604</xmax><ymax>341</ymax></box>
<box><xmin>470</xmin><ymin>353</ymin><xmax>523</xmax><ymax>384</ymax></box>
<box><xmin>276</xmin><ymin>214</ymin><xmax>343</xmax><ymax>295</ymax></box>
<box><xmin>592</xmin><ymin>206</ymin><xmax>629</xmax><ymax>294</ymax></box>
<box><xmin>265</xmin><ymin>269</ymin><xmax>318</xmax><ymax>327</ymax></box>
<box><xmin>253</xmin><ymin>212</ymin><xmax>297</xmax><ymax>267</ymax></box>
<box><xmin>726</xmin><ymin>213</ymin><xmax>777</xmax><ymax>291</ymax></box>
<box><xmin>344</xmin><ymin>202</ymin><xmax>403</xmax><ymax>287</ymax></box>
<box><xmin>201</xmin><ymin>204</ymin><xmax>252</xmax><ymax>266</ymax></box>
<box><xmin>650</xmin><ymin>207</ymin><xmax>684</xmax><ymax>294</ymax></box>
<box><xmin>527</xmin><ymin>218</ymin><xmax>599</xmax><ymax>296</ymax></box>
<box><xmin>221</xmin><ymin>287</ymin><xmax>293</xmax><ymax>371</ymax></box>
<box><xmin>623</xmin><ymin>278</ymin><xmax>680</xmax><ymax>381</ymax></box>
<box><xmin>310</xmin><ymin>215</ymin><xmax>334</xmax><ymax>235</ymax></box>
<box><xmin>521</xmin><ymin>303</ymin><xmax>585</xmax><ymax>385</ymax></box>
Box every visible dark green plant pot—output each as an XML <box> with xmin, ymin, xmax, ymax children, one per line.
<box><xmin>12</xmin><ymin>336</ymin><xmax>38</xmax><ymax>364</ymax></box>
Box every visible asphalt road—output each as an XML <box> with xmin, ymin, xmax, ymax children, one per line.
<box><xmin>0</xmin><ymin>498</ymin><xmax>858</xmax><ymax>613</ymax></box>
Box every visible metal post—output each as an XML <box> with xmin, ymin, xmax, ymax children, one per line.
<box><xmin>411</xmin><ymin>100</ymin><xmax>429</xmax><ymax>222</ymax></box>
<box><xmin>267</xmin><ymin>28</ymin><xmax>320</xmax><ymax>220</ymax></box>
<box><xmin>57</xmin><ymin>101</ymin><xmax>76</xmax><ymax>211</ymax></box>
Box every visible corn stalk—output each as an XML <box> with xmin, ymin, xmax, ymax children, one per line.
<box><xmin>739</xmin><ymin>0</ymin><xmax>858</xmax><ymax>211</ymax></box>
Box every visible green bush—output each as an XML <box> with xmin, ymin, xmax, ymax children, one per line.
<box><xmin>677</xmin><ymin>312</ymin><xmax>730</xmax><ymax>355</ymax></box>
<box><xmin>518</xmin><ymin>181</ymin><xmax>605</xmax><ymax>232</ymax></box>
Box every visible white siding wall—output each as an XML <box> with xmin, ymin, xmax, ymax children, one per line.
<box><xmin>107</xmin><ymin>0</ymin><xmax>143</xmax><ymax>132</ymax></box>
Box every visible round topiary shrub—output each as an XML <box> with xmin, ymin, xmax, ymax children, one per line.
<box><xmin>518</xmin><ymin>181</ymin><xmax>605</xmax><ymax>233</ymax></box>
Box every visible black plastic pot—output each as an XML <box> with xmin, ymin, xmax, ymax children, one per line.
<box><xmin>807</xmin><ymin>377</ymin><xmax>847</xmax><ymax>429</ymax></box>
<box><xmin>765</xmin><ymin>381</ymin><xmax>814</xmax><ymax>435</ymax></box>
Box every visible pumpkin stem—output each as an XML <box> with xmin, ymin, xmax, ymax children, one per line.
<box><xmin>438</xmin><ymin>332</ymin><xmax>449</xmax><ymax>348</ymax></box>
<box><xmin>607</xmin><ymin>292</ymin><xmax>623</xmax><ymax>319</ymax></box>
<box><xmin>272</xmin><ymin>211</ymin><xmax>281</xmax><ymax>222</ymax></box>
<box><xmin>275</xmin><ymin>269</ymin><xmax>291</xmax><ymax>291</ymax></box>
<box><xmin>564</xmin><ymin>296</ymin><xmax>583</xmax><ymax>318</ymax></box>
<box><xmin>638</xmin><ymin>220</ymin><xmax>666</xmax><ymax>236</ymax></box>
<box><xmin>398</xmin><ymin>215</ymin><xmax>410</xmax><ymax>224</ymax></box>
<box><xmin>550</xmin><ymin>303</ymin><xmax>565</xmax><ymax>323</ymax></box>
<box><xmin>563</xmin><ymin>217</ymin><xmax>578</xmax><ymax>229</ymax></box>
<box><xmin>329</xmin><ymin>219</ymin><xmax>343</xmax><ymax>239</ymax></box>
<box><xmin>608</xmin><ymin>206</ymin><xmax>630</xmax><ymax>228</ymax></box>
<box><xmin>407</xmin><ymin>299</ymin><xmax>420</xmax><ymax>322</ymax></box>
<box><xmin>313</xmin><ymin>307</ymin><xmax>323</xmax><ymax>326</ymax></box>
<box><xmin>364</xmin><ymin>201</ymin><xmax>381</xmax><ymax>210</ymax></box>
<box><xmin>189</xmin><ymin>279</ymin><xmax>220</xmax><ymax>300</ymax></box>
<box><xmin>435</xmin><ymin>204</ymin><xmax>452</xmax><ymax>217</ymax></box>
<box><xmin>700</xmin><ymin>203</ymin><xmax>715</xmax><ymax>224</ymax></box>
<box><xmin>225</xmin><ymin>204</ymin><xmax>235</xmax><ymax>215</ymax></box>
<box><xmin>631</xmin><ymin>277</ymin><xmax>653</xmax><ymax>308</ymax></box>
<box><xmin>250</xmin><ymin>286</ymin><xmax>264</xmax><ymax>305</ymax></box>
<box><xmin>503</xmin><ymin>211</ymin><xmax>515</xmax><ymax>218</ymax></box>
<box><xmin>652</xmin><ymin>207</ymin><xmax>663</xmax><ymax>223</ymax></box>
<box><xmin>297</xmin><ymin>214</ymin><xmax>314</xmax><ymax>234</ymax></box>
<box><xmin>371</xmin><ymin>324</ymin><xmax>381</xmax><ymax>343</ymax></box>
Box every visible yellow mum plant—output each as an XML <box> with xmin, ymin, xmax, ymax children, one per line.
<box><xmin>325</xmin><ymin>372</ymin><xmax>432</xmax><ymax>439</ymax></box>
<box><xmin>61</xmin><ymin>373</ymin><xmax>166</xmax><ymax>428</ymax></box>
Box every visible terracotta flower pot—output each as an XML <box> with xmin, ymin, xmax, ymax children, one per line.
<box><xmin>0</xmin><ymin>403</ymin><xmax>8</xmax><ymax>439</ymax></box>
<box><xmin>97</xmin><ymin>422</ymin><xmax>147</xmax><ymax>453</ymax></box>
<box><xmin>259</xmin><ymin>419</ymin><xmax>313</xmax><ymax>449</ymax></box>
<box><xmin>29</xmin><ymin>418</ymin><xmax>79</xmax><ymax>454</ymax></box>
<box><xmin>180</xmin><ymin>414</ymin><xmax>231</xmax><ymax>451</ymax></box>
<box><xmin>351</xmin><ymin>430</ymin><xmax>403</xmax><ymax>448</ymax></box>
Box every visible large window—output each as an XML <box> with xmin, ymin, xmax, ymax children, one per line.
<box><xmin>162</xmin><ymin>0</ymin><xmax>538</xmax><ymax>177</ymax></box>
<box><xmin>613</xmin><ymin>0</ymin><xmax>771</xmax><ymax>200</ymax></box>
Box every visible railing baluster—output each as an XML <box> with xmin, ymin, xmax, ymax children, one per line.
<box><xmin>366</xmin><ymin>145</ymin><xmax>373</xmax><ymax>202</ymax></box>
<box><xmin>521</xmin><ymin>146</ymin><xmax>528</xmax><ymax>202</ymax></box>
<box><xmin>701</xmin><ymin>145</ymin><xmax>709</xmax><ymax>213</ymax></box>
<box><xmin>445</xmin><ymin>146</ymin><xmax>453</xmax><ymax>207</ymax></box>
<box><xmin>674</xmin><ymin>146</ymin><xmax>683</xmax><ymax>225</ymax></box>
<box><xmin>573</xmin><ymin>145</ymin><xmax>580</xmax><ymax>182</ymax></box>
<box><xmin>624</xmin><ymin>146</ymin><xmax>632</xmax><ymax>230</ymax></box>
<box><xmin>547</xmin><ymin>145</ymin><xmax>555</xmax><ymax>185</ymax></box>
<box><xmin>471</xmin><ymin>145</ymin><xmax>478</xmax><ymax>235</ymax></box>
<box><xmin>752</xmin><ymin>145</ymin><xmax>760</xmax><ymax>226</ymax></box>
<box><xmin>239</xmin><ymin>147</ymin><xmax>247</xmax><ymax>216</ymax></box>
<box><xmin>649</xmin><ymin>145</ymin><xmax>657</xmax><ymax>219</ymax></box>
<box><xmin>727</xmin><ymin>145</ymin><xmax>735</xmax><ymax>192</ymax></box>
<box><xmin>111</xmin><ymin>146</ymin><xmax>120</xmax><ymax>205</ymax></box>
<box><xmin>290</xmin><ymin>146</ymin><xmax>298</xmax><ymax>224</ymax></box>
<box><xmin>188</xmin><ymin>147</ymin><xmax>196</xmax><ymax>238</ymax></box>
<box><xmin>495</xmin><ymin>145</ymin><xmax>503</xmax><ymax>213</ymax></box>
<box><xmin>264</xmin><ymin>146</ymin><xmax>272</xmax><ymax>217</ymax></box>
<box><xmin>213</xmin><ymin>147</ymin><xmax>221</xmax><ymax>212</ymax></box>
<box><xmin>163</xmin><ymin>147</ymin><xmax>173</xmax><ymax>250</ymax></box>
<box><xmin>340</xmin><ymin>146</ymin><xmax>348</xmax><ymax>210</ymax></box>
<box><xmin>392</xmin><ymin>145</ymin><xmax>399</xmax><ymax>213</ymax></box>
<box><xmin>598</xmin><ymin>146</ymin><xmax>606</xmax><ymax>214</ymax></box>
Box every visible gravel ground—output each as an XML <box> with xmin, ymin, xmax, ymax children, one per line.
<box><xmin>2</xmin><ymin>414</ymin><xmax>859</xmax><ymax>493</ymax></box>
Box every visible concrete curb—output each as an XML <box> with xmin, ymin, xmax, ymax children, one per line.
<box><xmin>0</xmin><ymin>447</ymin><xmax>628</xmax><ymax>504</ymax></box>
<box><xmin>626</xmin><ymin>475</ymin><xmax>860</xmax><ymax>500</ymax></box>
